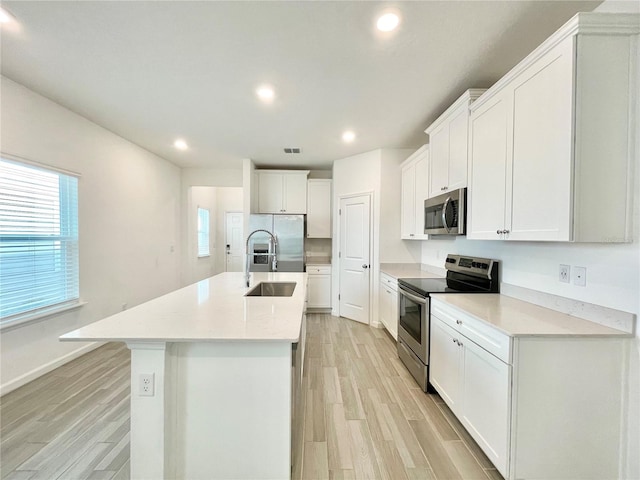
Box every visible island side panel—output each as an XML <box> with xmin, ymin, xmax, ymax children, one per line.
<box><xmin>510</xmin><ymin>336</ymin><xmax>626</xmax><ymax>480</ymax></box>
<box><xmin>127</xmin><ymin>342</ymin><xmax>177</xmax><ymax>480</ymax></box>
<box><xmin>174</xmin><ymin>341</ymin><xmax>292</xmax><ymax>480</ymax></box>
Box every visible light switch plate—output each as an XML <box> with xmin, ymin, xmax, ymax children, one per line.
<box><xmin>574</xmin><ymin>266</ymin><xmax>586</xmax><ymax>287</ymax></box>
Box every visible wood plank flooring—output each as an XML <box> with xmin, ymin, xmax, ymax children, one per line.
<box><xmin>1</xmin><ymin>314</ymin><xmax>504</xmax><ymax>480</ymax></box>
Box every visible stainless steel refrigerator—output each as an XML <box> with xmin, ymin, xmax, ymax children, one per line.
<box><xmin>248</xmin><ymin>214</ymin><xmax>305</xmax><ymax>272</ymax></box>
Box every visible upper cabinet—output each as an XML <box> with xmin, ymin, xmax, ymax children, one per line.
<box><xmin>468</xmin><ymin>13</ymin><xmax>639</xmax><ymax>243</ymax></box>
<box><xmin>257</xmin><ymin>170</ymin><xmax>310</xmax><ymax>214</ymax></box>
<box><xmin>307</xmin><ymin>179</ymin><xmax>332</xmax><ymax>238</ymax></box>
<box><xmin>425</xmin><ymin>89</ymin><xmax>486</xmax><ymax>198</ymax></box>
<box><xmin>400</xmin><ymin>145</ymin><xmax>430</xmax><ymax>240</ymax></box>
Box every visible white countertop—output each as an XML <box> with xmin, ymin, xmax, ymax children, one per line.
<box><xmin>380</xmin><ymin>263</ymin><xmax>443</xmax><ymax>280</ymax></box>
<box><xmin>431</xmin><ymin>294</ymin><xmax>630</xmax><ymax>337</ymax></box>
<box><xmin>60</xmin><ymin>272</ymin><xmax>307</xmax><ymax>343</ymax></box>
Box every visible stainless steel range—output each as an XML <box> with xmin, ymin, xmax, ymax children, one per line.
<box><xmin>397</xmin><ymin>254</ymin><xmax>499</xmax><ymax>391</ymax></box>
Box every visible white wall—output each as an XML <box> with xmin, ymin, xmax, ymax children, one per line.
<box><xmin>0</xmin><ymin>77</ymin><xmax>182</xmax><ymax>394</ymax></box>
<box><xmin>187</xmin><ymin>186</ymin><xmax>217</xmax><ymax>285</ymax></box>
<box><xmin>332</xmin><ymin>148</ymin><xmax>422</xmax><ymax>325</ymax></box>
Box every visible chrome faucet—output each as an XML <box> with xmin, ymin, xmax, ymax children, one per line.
<box><xmin>245</xmin><ymin>229</ymin><xmax>278</xmax><ymax>287</ymax></box>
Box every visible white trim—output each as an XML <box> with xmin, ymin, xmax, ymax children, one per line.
<box><xmin>424</xmin><ymin>89</ymin><xmax>486</xmax><ymax>134</ymax></box>
<box><xmin>0</xmin><ymin>151</ymin><xmax>81</xmax><ymax>178</ymax></box>
<box><xmin>0</xmin><ymin>301</ymin><xmax>87</xmax><ymax>331</ymax></box>
<box><xmin>0</xmin><ymin>341</ymin><xmax>101</xmax><ymax>396</ymax></box>
<box><xmin>471</xmin><ymin>12</ymin><xmax>640</xmax><ymax>112</ymax></box>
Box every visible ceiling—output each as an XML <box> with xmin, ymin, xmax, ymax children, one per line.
<box><xmin>1</xmin><ymin>1</ymin><xmax>602</xmax><ymax>170</ymax></box>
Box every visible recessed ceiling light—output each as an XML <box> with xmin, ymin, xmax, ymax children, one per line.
<box><xmin>376</xmin><ymin>12</ymin><xmax>400</xmax><ymax>32</ymax></box>
<box><xmin>256</xmin><ymin>85</ymin><xmax>275</xmax><ymax>102</ymax></box>
<box><xmin>174</xmin><ymin>139</ymin><xmax>188</xmax><ymax>150</ymax></box>
<box><xmin>342</xmin><ymin>131</ymin><xmax>356</xmax><ymax>143</ymax></box>
<box><xmin>0</xmin><ymin>7</ymin><xmax>16</xmax><ymax>24</ymax></box>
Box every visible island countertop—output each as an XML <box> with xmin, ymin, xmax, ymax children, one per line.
<box><xmin>60</xmin><ymin>272</ymin><xmax>307</xmax><ymax>343</ymax></box>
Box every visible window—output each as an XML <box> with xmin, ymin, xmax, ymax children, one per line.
<box><xmin>197</xmin><ymin>207</ymin><xmax>210</xmax><ymax>257</ymax></box>
<box><xmin>0</xmin><ymin>157</ymin><xmax>79</xmax><ymax>322</ymax></box>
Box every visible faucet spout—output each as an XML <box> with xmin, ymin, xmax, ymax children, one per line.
<box><xmin>245</xmin><ymin>229</ymin><xmax>278</xmax><ymax>287</ymax></box>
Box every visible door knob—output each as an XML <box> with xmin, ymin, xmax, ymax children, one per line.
<box><xmin>362</xmin><ymin>264</ymin><xmax>369</xmax><ymax>269</ymax></box>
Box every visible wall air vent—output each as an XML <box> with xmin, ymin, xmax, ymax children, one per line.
<box><xmin>284</xmin><ymin>148</ymin><xmax>301</xmax><ymax>154</ymax></box>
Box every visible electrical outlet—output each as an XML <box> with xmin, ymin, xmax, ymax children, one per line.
<box><xmin>574</xmin><ymin>266</ymin><xmax>587</xmax><ymax>287</ymax></box>
<box><xmin>559</xmin><ymin>264</ymin><xmax>570</xmax><ymax>283</ymax></box>
<box><xmin>139</xmin><ymin>373</ymin><xmax>155</xmax><ymax>397</ymax></box>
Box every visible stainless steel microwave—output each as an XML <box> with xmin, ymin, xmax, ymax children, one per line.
<box><xmin>424</xmin><ymin>188</ymin><xmax>466</xmax><ymax>235</ymax></box>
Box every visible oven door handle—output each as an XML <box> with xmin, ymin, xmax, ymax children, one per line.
<box><xmin>399</xmin><ymin>287</ymin><xmax>427</xmax><ymax>305</ymax></box>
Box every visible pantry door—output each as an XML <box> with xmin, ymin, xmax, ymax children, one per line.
<box><xmin>338</xmin><ymin>194</ymin><xmax>371</xmax><ymax>324</ymax></box>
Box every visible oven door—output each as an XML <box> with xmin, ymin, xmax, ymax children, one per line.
<box><xmin>397</xmin><ymin>286</ymin><xmax>429</xmax><ymax>364</ymax></box>
<box><xmin>424</xmin><ymin>188</ymin><xmax>465</xmax><ymax>235</ymax></box>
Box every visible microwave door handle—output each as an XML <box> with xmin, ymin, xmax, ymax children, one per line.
<box><xmin>442</xmin><ymin>196</ymin><xmax>452</xmax><ymax>233</ymax></box>
<box><xmin>399</xmin><ymin>287</ymin><xmax>428</xmax><ymax>305</ymax></box>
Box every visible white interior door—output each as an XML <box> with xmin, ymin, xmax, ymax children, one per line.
<box><xmin>338</xmin><ymin>194</ymin><xmax>371</xmax><ymax>324</ymax></box>
<box><xmin>225</xmin><ymin>212</ymin><xmax>244</xmax><ymax>272</ymax></box>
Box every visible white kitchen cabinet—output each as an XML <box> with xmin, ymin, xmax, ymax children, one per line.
<box><xmin>429</xmin><ymin>316</ymin><xmax>461</xmax><ymax>410</ymax></box>
<box><xmin>425</xmin><ymin>89</ymin><xmax>485</xmax><ymax>198</ymax></box>
<box><xmin>430</xmin><ymin>296</ymin><xmax>628</xmax><ymax>480</ymax></box>
<box><xmin>258</xmin><ymin>170</ymin><xmax>309</xmax><ymax>214</ymax></box>
<box><xmin>306</xmin><ymin>264</ymin><xmax>331</xmax><ymax>309</ymax></box>
<box><xmin>306</xmin><ymin>179</ymin><xmax>332</xmax><ymax>238</ymax></box>
<box><xmin>378</xmin><ymin>273</ymin><xmax>398</xmax><ymax>339</ymax></box>
<box><xmin>400</xmin><ymin>145</ymin><xmax>429</xmax><ymax>240</ymax></box>
<box><xmin>468</xmin><ymin>13</ymin><xmax>638</xmax><ymax>242</ymax></box>
<box><xmin>430</xmin><ymin>309</ymin><xmax>511</xmax><ymax>475</ymax></box>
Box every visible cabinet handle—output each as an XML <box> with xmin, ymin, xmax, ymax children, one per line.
<box><xmin>497</xmin><ymin>229</ymin><xmax>503</xmax><ymax>235</ymax></box>
<box><xmin>504</xmin><ymin>229</ymin><xmax>510</xmax><ymax>234</ymax></box>
<box><xmin>410</xmin><ymin>233</ymin><xmax>414</xmax><ymax>237</ymax></box>
<box><xmin>458</xmin><ymin>341</ymin><xmax>463</xmax><ymax>347</ymax></box>
<box><xmin>456</xmin><ymin>319</ymin><xmax>462</xmax><ymax>325</ymax></box>
<box><xmin>452</xmin><ymin>338</ymin><xmax>457</xmax><ymax>344</ymax></box>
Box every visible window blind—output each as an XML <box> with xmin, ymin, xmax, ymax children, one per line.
<box><xmin>0</xmin><ymin>158</ymin><xmax>79</xmax><ymax>320</ymax></box>
<box><xmin>197</xmin><ymin>207</ymin><xmax>210</xmax><ymax>257</ymax></box>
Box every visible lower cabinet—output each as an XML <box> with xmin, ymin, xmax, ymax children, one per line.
<box><xmin>306</xmin><ymin>265</ymin><xmax>331</xmax><ymax>309</ymax></box>
<box><xmin>430</xmin><ymin>315</ymin><xmax>510</xmax><ymax>474</ymax></box>
<box><xmin>379</xmin><ymin>273</ymin><xmax>398</xmax><ymax>339</ymax></box>
<box><xmin>430</xmin><ymin>298</ymin><xmax>627</xmax><ymax>480</ymax></box>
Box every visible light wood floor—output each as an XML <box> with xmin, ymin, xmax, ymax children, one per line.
<box><xmin>1</xmin><ymin>314</ymin><xmax>504</xmax><ymax>479</ymax></box>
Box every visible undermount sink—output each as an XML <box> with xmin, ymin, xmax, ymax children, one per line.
<box><xmin>245</xmin><ymin>282</ymin><xmax>296</xmax><ymax>297</ymax></box>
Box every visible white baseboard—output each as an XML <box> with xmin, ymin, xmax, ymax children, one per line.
<box><xmin>0</xmin><ymin>342</ymin><xmax>102</xmax><ymax>396</ymax></box>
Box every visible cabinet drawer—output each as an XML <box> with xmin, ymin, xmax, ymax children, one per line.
<box><xmin>307</xmin><ymin>265</ymin><xmax>331</xmax><ymax>275</ymax></box>
<box><xmin>380</xmin><ymin>273</ymin><xmax>398</xmax><ymax>291</ymax></box>
<box><xmin>432</xmin><ymin>301</ymin><xmax>511</xmax><ymax>364</ymax></box>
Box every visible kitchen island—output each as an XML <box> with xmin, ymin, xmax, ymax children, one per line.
<box><xmin>61</xmin><ymin>272</ymin><xmax>307</xmax><ymax>480</ymax></box>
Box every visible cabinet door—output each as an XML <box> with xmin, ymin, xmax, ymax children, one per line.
<box><xmin>308</xmin><ymin>274</ymin><xmax>331</xmax><ymax>308</ymax></box>
<box><xmin>283</xmin><ymin>174</ymin><xmax>308</xmax><ymax>214</ymax></box>
<box><xmin>379</xmin><ymin>282</ymin><xmax>391</xmax><ymax>332</ymax></box>
<box><xmin>400</xmin><ymin>162</ymin><xmax>416</xmax><ymax>239</ymax></box>
<box><xmin>460</xmin><ymin>339</ymin><xmax>511</xmax><ymax>477</ymax></box>
<box><xmin>388</xmin><ymin>287</ymin><xmax>398</xmax><ymax>340</ymax></box>
<box><xmin>508</xmin><ymin>37</ymin><xmax>574</xmax><ymax>241</ymax></box>
<box><xmin>307</xmin><ymin>180</ymin><xmax>332</xmax><ymax>238</ymax></box>
<box><xmin>413</xmin><ymin>153</ymin><xmax>429</xmax><ymax>240</ymax></box>
<box><xmin>447</xmin><ymin>105</ymin><xmax>470</xmax><ymax>191</ymax></box>
<box><xmin>429</xmin><ymin>124</ymin><xmax>449</xmax><ymax>198</ymax></box>
<box><xmin>467</xmin><ymin>92</ymin><xmax>510</xmax><ymax>240</ymax></box>
<box><xmin>258</xmin><ymin>173</ymin><xmax>284</xmax><ymax>213</ymax></box>
<box><xmin>430</xmin><ymin>317</ymin><xmax>462</xmax><ymax>414</ymax></box>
